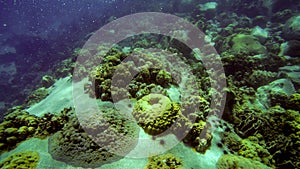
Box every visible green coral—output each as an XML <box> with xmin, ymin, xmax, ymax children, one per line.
<box><xmin>182</xmin><ymin>119</ymin><xmax>212</xmax><ymax>153</ymax></box>
<box><xmin>229</xmin><ymin>33</ymin><xmax>267</xmax><ymax>56</ymax></box>
<box><xmin>287</xmin><ymin>93</ymin><xmax>300</xmax><ymax>111</ymax></box>
<box><xmin>0</xmin><ymin>151</ymin><xmax>40</xmax><ymax>169</ymax></box>
<box><xmin>0</xmin><ymin>109</ymin><xmax>38</xmax><ymax>152</ymax></box>
<box><xmin>49</xmin><ymin>106</ymin><xmax>139</xmax><ymax>168</ymax></box>
<box><xmin>0</xmin><ymin>107</ymin><xmax>69</xmax><ymax>153</ymax></box>
<box><xmin>132</xmin><ymin>94</ymin><xmax>180</xmax><ymax>135</ymax></box>
<box><xmin>145</xmin><ymin>153</ymin><xmax>185</xmax><ymax>169</ymax></box>
<box><xmin>220</xmin><ymin>54</ymin><xmax>285</xmax><ymax>88</ymax></box>
<box><xmin>35</xmin><ymin>108</ymin><xmax>70</xmax><ymax>138</ymax></box>
<box><xmin>87</xmin><ymin>48</ymin><xmax>178</xmax><ymax>101</ymax></box>
<box><xmin>217</xmin><ymin>154</ymin><xmax>272</xmax><ymax>169</ymax></box>
<box><xmin>238</xmin><ymin>137</ymin><xmax>273</xmax><ymax>166</ymax></box>
<box><xmin>227</xmin><ymin>81</ymin><xmax>300</xmax><ymax>168</ymax></box>
<box><xmin>24</xmin><ymin>87</ymin><xmax>49</xmax><ymax>106</ymax></box>
<box><xmin>132</xmin><ymin>93</ymin><xmax>212</xmax><ymax>153</ymax></box>
<box><xmin>41</xmin><ymin>75</ymin><xmax>55</xmax><ymax>88</ymax></box>
<box><xmin>221</xmin><ymin>129</ymin><xmax>274</xmax><ymax>167</ymax></box>
<box><xmin>283</xmin><ymin>15</ymin><xmax>300</xmax><ymax>40</ymax></box>
<box><xmin>247</xmin><ymin>70</ymin><xmax>277</xmax><ymax>88</ymax></box>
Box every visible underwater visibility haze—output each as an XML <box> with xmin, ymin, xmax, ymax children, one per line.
<box><xmin>0</xmin><ymin>0</ymin><xmax>300</xmax><ymax>168</ymax></box>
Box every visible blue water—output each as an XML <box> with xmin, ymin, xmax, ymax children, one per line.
<box><xmin>0</xmin><ymin>0</ymin><xmax>295</xmax><ymax>113</ymax></box>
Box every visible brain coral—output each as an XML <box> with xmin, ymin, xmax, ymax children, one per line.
<box><xmin>48</xmin><ymin>107</ymin><xmax>139</xmax><ymax>168</ymax></box>
<box><xmin>132</xmin><ymin>94</ymin><xmax>180</xmax><ymax>135</ymax></box>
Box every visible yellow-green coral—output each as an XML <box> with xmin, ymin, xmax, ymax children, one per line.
<box><xmin>238</xmin><ymin>137</ymin><xmax>273</xmax><ymax>166</ymax></box>
<box><xmin>287</xmin><ymin>93</ymin><xmax>300</xmax><ymax>110</ymax></box>
<box><xmin>230</xmin><ymin>33</ymin><xmax>267</xmax><ymax>55</ymax></box>
<box><xmin>88</xmin><ymin>49</ymin><xmax>178</xmax><ymax>101</ymax></box>
<box><xmin>49</xmin><ymin>107</ymin><xmax>139</xmax><ymax>168</ymax></box>
<box><xmin>0</xmin><ymin>107</ymin><xmax>69</xmax><ymax>153</ymax></box>
<box><xmin>0</xmin><ymin>109</ymin><xmax>38</xmax><ymax>152</ymax></box>
<box><xmin>132</xmin><ymin>94</ymin><xmax>180</xmax><ymax>135</ymax></box>
<box><xmin>24</xmin><ymin>87</ymin><xmax>49</xmax><ymax>106</ymax></box>
<box><xmin>221</xmin><ymin>125</ymin><xmax>274</xmax><ymax>167</ymax></box>
<box><xmin>217</xmin><ymin>154</ymin><xmax>272</xmax><ymax>169</ymax></box>
<box><xmin>0</xmin><ymin>151</ymin><xmax>40</xmax><ymax>169</ymax></box>
<box><xmin>145</xmin><ymin>153</ymin><xmax>185</xmax><ymax>169</ymax></box>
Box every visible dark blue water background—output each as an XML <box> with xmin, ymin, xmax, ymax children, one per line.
<box><xmin>0</xmin><ymin>0</ymin><xmax>295</xmax><ymax>116</ymax></box>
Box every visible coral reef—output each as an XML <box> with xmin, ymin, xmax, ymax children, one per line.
<box><xmin>132</xmin><ymin>93</ymin><xmax>213</xmax><ymax>153</ymax></box>
<box><xmin>286</xmin><ymin>93</ymin><xmax>300</xmax><ymax>111</ymax></box>
<box><xmin>24</xmin><ymin>87</ymin><xmax>49</xmax><ymax>106</ymax></box>
<box><xmin>230</xmin><ymin>33</ymin><xmax>267</xmax><ymax>55</ymax></box>
<box><xmin>238</xmin><ymin>137</ymin><xmax>273</xmax><ymax>166</ymax></box>
<box><xmin>226</xmin><ymin>79</ymin><xmax>300</xmax><ymax>168</ymax></box>
<box><xmin>88</xmin><ymin>48</ymin><xmax>177</xmax><ymax>101</ymax></box>
<box><xmin>132</xmin><ymin>94</ymin><xmax>180</xmax><ymax>135</ymax></box>
<box><xmin>182</xmin><ymin>119</ymin><xmax>212</xmax><ymax>153</ymax></box>
<box><xmin>145</xmin><ymin>153</ymin><xmax>184</xmax><ymax>169</ymax></box>
<box><xmin>217</xmin><ymin>154</ymin><xmax>272</xmax><ymax>169</ymax></box>
<box><xmin>79</xmin><ymin>106</ymin><xmax>140</xmax><ymax>156</ymax></box>
<box><xmin>179</xmin><ymin>96</ymin><xmax>212</xmax><ymax>153</ymax></box>
<box><xmin>263</xmin><ymin>108</ymin><xmax>300</xmax><ymax>168</ymax></box>
<box><xmin>35</xmin><ymin>108</ymin><xmax>70</xmax><ymax>138</ymax></box>
<box><xmin>0</xmin><ymin>109</ymin><xmax>38</xmax><ymax>152</ymax></box>
<box><xmin>279</xmin><ymin>65</ymin><xmax>300</xmax><ymax>86</ymax></box>
<box><xmin>220</xmin><ymin>52</ymin><xmax>285</xmax><ymax>88</ymax></box>
<box><xmin>282</xmin><ymin>40</ymin><xmax>300</xmax><ymax>57</ymax></box>
<box><xmin>48</xmin><ymin>106</ymin><xmax>139</xmax><ymax>168</ymax></box>
<box><xmin>247</xmin><ymin>70</ymin><xmax>277</xmax><ymax>88</ymax></box>
<box><xmin>0</xmin><ymin>107</ymin><xmax>69</xmax><ymax>152</ymax></box>
<box><xmin>221</xmin><ymin>33</ymin><xmax>267</xmax><ymax>56</ymax></box>
<box><xmin>221</xmin><ymin>129</ymin><xmax>274</xmax><ymax>167</ymax></box>
<box><xmin>256</xmin><ymin>78</ymin><xmax>296</xmax><ymax>108</ymax></box>
<box><xmin>85</xmin><ymin>46</ymin><xmax>218</xmax><ymax>154</ymax></box>
<box><xmin>0</xmin><ymin>151</ymin><xmax>40</xmax><ymax>169</ymax></box>
<box><xmin>283</xmin><ymin>15</ymin><xmax>300</xmax><ymax>40</ymax></box>
<box><xmin>41</xmin><ymin>75</ymin><xmax>55</xmax><ymax>88</ymax></box>
<box><xmin>2</xmin><ymin>1</ymin><xmax>300</xmax><ymax>169</ymax></box>
<box><xmin>48</xmin><ymin>113</ymin><xmax>118</xmax><ymax>168</ymax></box>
